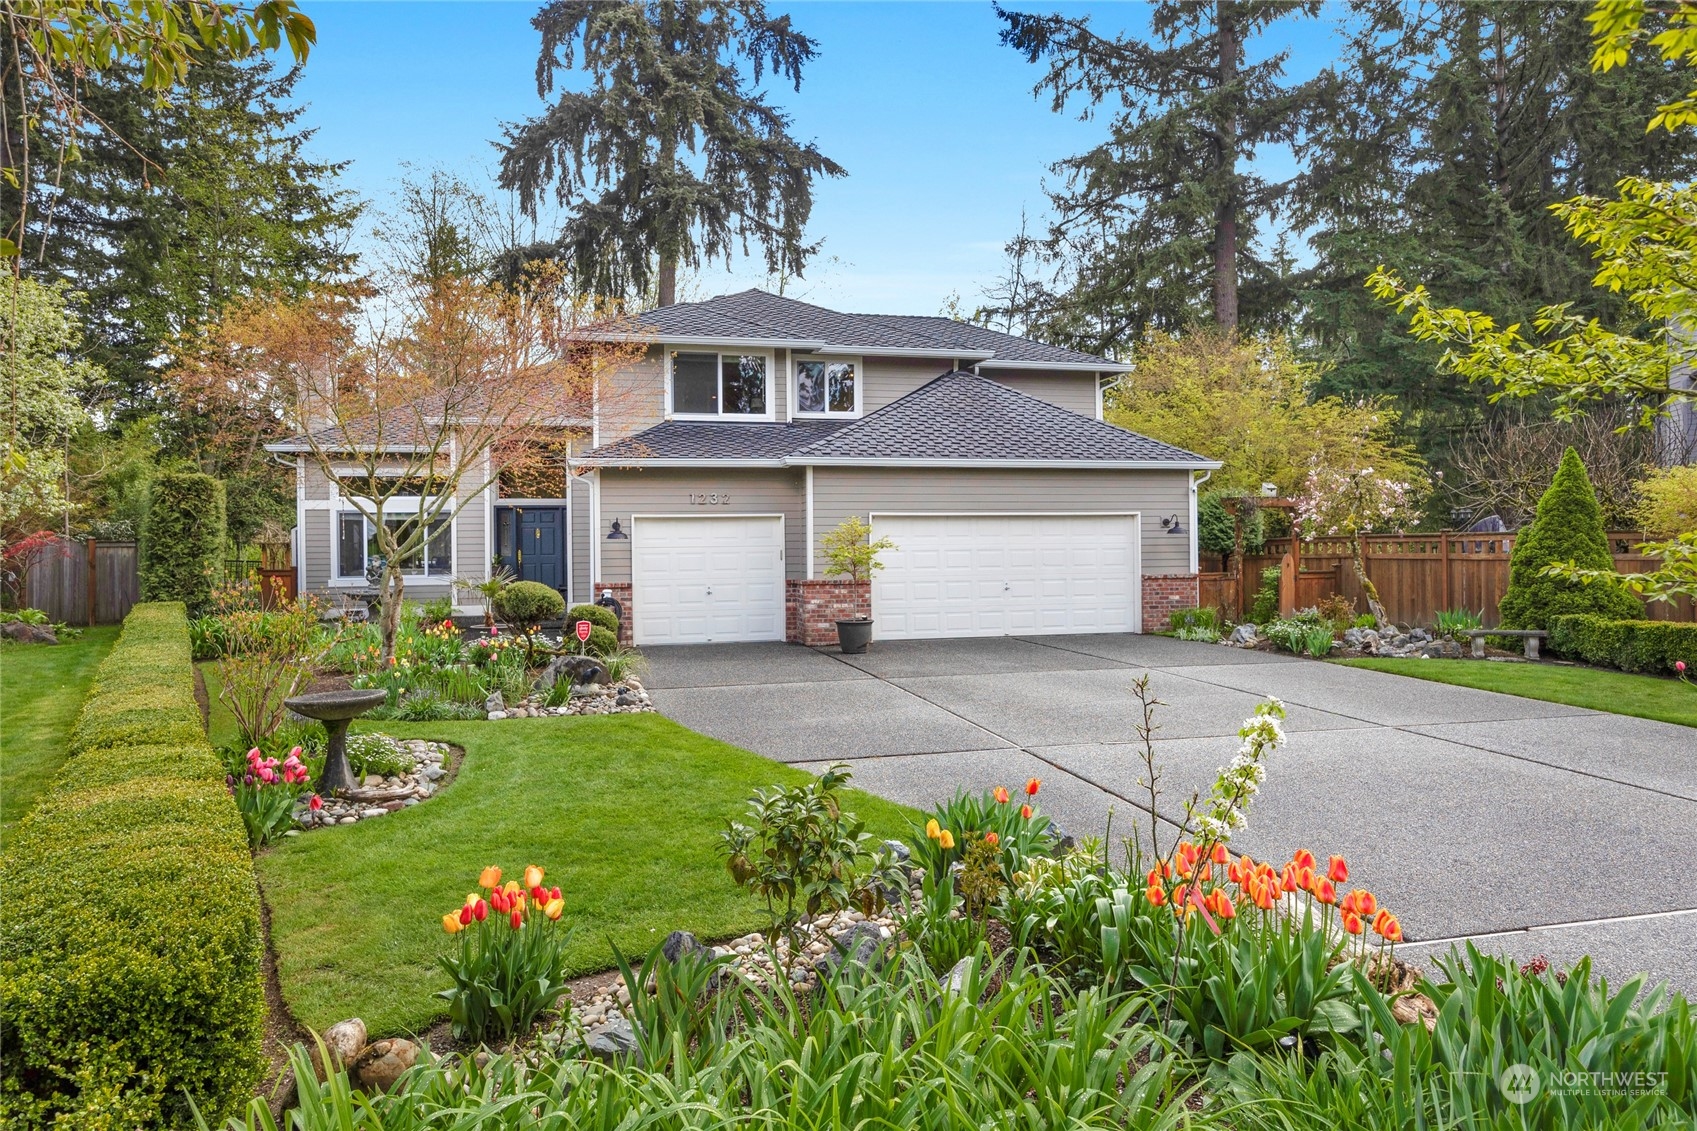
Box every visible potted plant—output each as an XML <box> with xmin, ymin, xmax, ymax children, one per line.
<box><xmin>820</xmin><ymin>516</ymin><xmax>895</xmax><ymax>654</ymax></box>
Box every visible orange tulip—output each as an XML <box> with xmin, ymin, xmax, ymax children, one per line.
<box><xmin>1292</xmin><ymin>849</ymin><xmax>1316</xmax><ymax>871</ymax></box>
<box><xmin>1342</xmin><ymin>911</ymin><xmax>1363</xmax><ymax>935</ymax></box>
<box><xmin>993</xmin><ymin>786</ymin><xmax>1010</xmax><ymax>804</ymax></box>
<box><xmin>1314</xmin><ymin>878</ymin><xmax>1337</xmax><ymax>905</ymax></box>
<box><xmin>442</xmin><ymin>913</ymin><xmax>463</xmax><ymax>934</ymax></box>
<box><xmin>523</xmin><ymin>865</ymin><xmax>544</xmax><ymax>889</ymax></box>
<box><xmin>1297</xmin><ymin>866</ymin><xmax>1317</xmax><ymax>893</ymax></box>
<box><xmin>543</xmin><ymin>897</ymin><xmax>564</xmax><ymax>920</ymax></box>
<box><xmin>1280</xmin><ymin>863</ymin><xmax>1299</xmax><ymax>893</ymax></box>
<box><xmin>1210</xmin><ymin>890</ymin><xmax>1236</xmax><ymax>920</ymax></box>
<box><xmin>938</xmin><ymin>829</ymin><xmax>956</xmax><ymax>850</ymax></box>
<box><xmin>1352</xmin><ymin>890</ymin><xmax>1377</xmax><ymax>918</ymax></box>
<box><xmin>1253</xmin><ymin>880</ymin><xmax>1277</xmax><ymax>911</ymax></box>
<box><xmin>1211</xmin><ymin>843</ymin><xmax>1229</xmax><ymax>865</ymax></box>
<box><xmin>1373</xmin><ymin>912</ymin><xmax>1403</xmax><ymax>942</ymax></box>
<box><xmin>984</xmin><ymin>831</ymin><xmax>1000</xmax><ymax>847</ymax></box>
<box><xmin>478</xmin><ymin>866</ymin><xmax>502</xmax><ymax>889</ymax></box>
<box><xmin>1327</xmin><ymin>855</ymin><xmax>1348</xmax><ymax>883</ymax></box>
<box><xmin>1020</xmin><ymin>804</ymin><xmax>1033</xmax><ymax>820</ymax></box>
<box><xmin>1145</xmin><ymin>883</ymin><xmax>1167</xmax><ymax>907</ymax></box>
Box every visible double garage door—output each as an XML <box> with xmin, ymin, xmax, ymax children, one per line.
<box><xmin>631</xmin><ymin>512</ymin><xmax>1140</xmax><ymax>645</ymax></box>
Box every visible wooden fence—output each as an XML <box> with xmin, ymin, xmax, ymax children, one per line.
<box><xmin>17</xmin><ymin>539</ymin><xmax>141</xmax><ymax>625</ymax></box>
<box><xmin>1199</xmin><ymin>531</ymin><xmax>1694</xmax><ymax>627</ymax></box>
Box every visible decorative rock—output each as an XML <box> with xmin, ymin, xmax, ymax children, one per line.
<box><xmin>815</xmin><ymin>921</ymin><xmax>888</xmax><ymax>978</ymax></box>
<box><xmin>1047</xmin><ymin>820</ymin><xmax>1077</xmax><ymax>852</ymax></box>
<box><xmin>584</xmin><ymin>1019</ymin><xmax>641</xmax><ymax>1065</ymax></box>
<box><xmin>315</xmin><ymin>1018</ymin><xmax>366</xmax><ymax>1077</ymax></box>
<box><xmin>1228</xmin><ymin>623</ymin><xmax>1258</xmax><ymax>646</ymax></box>
<box><xmin>880</xmin><ymin>839</ymin><xmax>911</xmax><ymax>864</ymax></box>
<box><xmin>941</xmin><ymin>957</ymin><xmax>974</xmax><ymax>994</ymax></box>
<box><xmin>487</xmin><ymin>711</ymin><xmax>507</xmax><ymax>721</ymax></box>
<box><xmin>485</xmin><ymin>690</ymin><xmax>505</xmax><ymax>713</ymax></box>
<box><xmin>353</xmin><ymin>1037</ymin><xmax>418</xmax><ymax>1092</ymax></box>
<box><xmin>661</xmin><ymin>930</ymin><xmax>706</xmax><ymax>965</ymax></box>
<box><xmin>1</xmin><ymin>622</ymin><xmax>57</xmax><ymax>645</ymax></box>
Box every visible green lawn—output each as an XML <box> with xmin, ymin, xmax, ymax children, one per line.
<box><xmin>1335</xmin><ymin>657</ymin><xmax>1697</xmax><ymax>728</ymax></box>
<box><xmin>257</xmin><ymin>712</ymin><xmax>918</xmax><ymax>1037</ymax></box>
<box><xmin>1</xmin><ymin>627</ymin><xmax>121</xmax><ymax>828</ymax></box>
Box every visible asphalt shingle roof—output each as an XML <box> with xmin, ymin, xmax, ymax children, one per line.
<box><xmin>581</xmin><ymin>372</ymin><xmax>1216</xmax><ymax>467</ymax></box>
<box><xmin>637</xmin><ymin>289</ymin><xmax>1119</xmax><ymax>369</ymax></box>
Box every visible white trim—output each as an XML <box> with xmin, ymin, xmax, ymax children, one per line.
<box><xmin>629</xmin><ymin>512</ymin><xmax>787</xmax><ymax>645</ymax></box>
<box><xmin>805</xmin><ymin>465</ymin><xmax>815</xmax><ymax>579</ymax></box>
<box><xmin>979</xmin><ymin>358</ymin><xmax>1134</xmax><ymax>373</ymax></box>
<box><xmin>483</xmin><ymin>451</ymin><xmax>494</xmax><ymax>584</ymax></box>
<box><xmin>868</xmin><ymin>510</ymin><xmax>1144</xmax><ymax>635</ymax></box>
<box><xmin>294</xmin><ymin>456</ymin><xmax>306</xmax><ymax>596</ymax></box>
<box><xmin>1190</xmin><ymin>469</ymin><xmax>1210</xmax><ymax>575</ymax></box>
<box><xmin>590</xmin><ymin>470</ymin><xmax>602</xmax><ymax>590</ymax></box>
<box><xmin>582</xmin><ymin>458</ymin><xmax>789</xmax><ymax>469</ymax></box>
<box><xmin>791</xmin><ymin>354</ymin><xmax>864</xmax><ymax>419</ymax></box>
<box><xmin>665</xmin><ymin>347</ymin><xmax>777</xmax><ymax>422</ymax></box>
<box><xmin>816</xmin><ymin>345</ymin><xmax>993</xmax><ymax>361</ymax></box>
<box><xmin>1095</xmin><ymin>371</ymin><xmax>1105</xmax><ymax>420</ymax></box>
<box><xmin>790</xmin><ymin>457</ymin><xmax>1223</xmax><ymax>470</ymax></box>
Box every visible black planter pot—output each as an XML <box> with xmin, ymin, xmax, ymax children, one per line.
<box><xmin>835</xmin><ymin>618</ymin><xmax>874</xmax><ymax>654</ymax></box>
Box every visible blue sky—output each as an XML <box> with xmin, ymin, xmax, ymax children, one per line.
<box><xmin>294</xmin><ymin>1</ymin><xmax>1339</xmax><ymax>314</ymax></box>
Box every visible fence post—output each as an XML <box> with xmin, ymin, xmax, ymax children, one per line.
<box><xmin>86</xmin><ymin>538</ymin><xmax>98</xmax><ymax>627</ymax></box>
<box><xmin>1439</xmin><ymin>532</ymin><xmax>1450</xmax><ymax>614</ymax></box>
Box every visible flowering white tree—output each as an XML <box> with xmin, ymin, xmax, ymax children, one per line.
<box><xmin>1296</xmin><ymin>451</ymin><xmax>1425</xmax><ymax>628</ymax></box>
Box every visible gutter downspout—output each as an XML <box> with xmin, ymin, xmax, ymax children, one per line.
<box><xmin>1190</xmin><ymin>469</ymin><xmax>1211</xmax><ymax>575</ymax></box>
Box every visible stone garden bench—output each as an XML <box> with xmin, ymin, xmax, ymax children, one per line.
<box><xmin>1463</xmin><ymin>628</ymin><xmax>1546</xmax><ymax>660</ymax></box>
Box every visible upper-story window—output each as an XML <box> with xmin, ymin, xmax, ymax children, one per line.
<box><xmin>794</xmin><ymin>357</ymin><xmax>860</xmax><ymax>416</ymax></box>
<box><xmin>669</xmin><ymin>350</ymin><xmax>770</xmax><ymax>418</ymax></box>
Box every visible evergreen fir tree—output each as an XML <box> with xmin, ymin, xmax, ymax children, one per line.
<box><xmin>1498</xmin><ymin>448</ymin><xmax>1643</xmax><ymax>630</ymax></box>
<box><xmin>498</xmin><ymin>0</ymin><xmax>844</xmax><ymax>306</ymax></box>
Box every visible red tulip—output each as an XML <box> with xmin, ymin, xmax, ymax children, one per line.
<box><xmin>1352</xmin><ymin>890</ymin><xmax>1377</xmax><ymax>917</ymax></box>
<box><xmin>1297</xmin><ymin>866</ymin><xmax>1317</xmax><ymax>894</ymax></box>
<box><xmin>510</xmin><ymin>908</ymin><xmax>522</xmax><ymax>930</ymax></box>
<box><xmin>1020</xmin><ymin>804</ymin><xmax>1033</xmax><ymax>820</ymax></box>
<box><xmin>472</xmin><ymin>899</ymin><xmax>488</xmax><ymax>922</ymax></box>
<box><xmin>1280</xmin><ymin>863</ymin><xmax>1299</xmax><ymax>893</ymax></box>
<box><xmin>459</xmin><ymin>904</ymin><xmax>473</xmax><ymax>926</ymax></box>
<box><xmin>308</xmin><ymin>793</ymin><xmax>323</xmax><ymax>812</ymax></box>
<box><xmin>993</xmin><ymin>786</ymin><xmax>1010</xmax><ymax>804</ymax></box>
<box><xmin>1145</xmin><ymin>883</ymin><xmax>1167</xmax><ymax>907</ymax></box>
<box><xmin>1327</xmin><ymin>855</ymin><xmax>1348</xmax><ymax>883</ymax></box>
<box><xmin>550</xmin><ymin>886</ymin><xmax>562</xmax><ymax>901</ymax></box>
<box><xmin>1374</xmin><ymin>912</ymin><xmax>1403</xmax><ymax>943</ymax></box>
<box><xmin>1024</xmin><ymin>778</ymin><xmax>1041</xmax><ymax>797</ymax></box>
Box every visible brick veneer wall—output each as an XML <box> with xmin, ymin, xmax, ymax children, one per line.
<box><xmin>786</xmin><ymin>579</ymin><xmax>870</xmax><ymax>646</ymax></box>
<box><xmin>592</xmin><ymin>581</ymin><xmax>634</xmax><ymax>647</ymax></box>
<box><xmin>1141</xmin><ymin>573</ymin><xmax>1200</xmax><ymax>632</ymax></box>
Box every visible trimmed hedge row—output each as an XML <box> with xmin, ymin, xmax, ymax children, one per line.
<box><xmin>0</xmin><ymin>603</ymin><xmax>264</xmax><ymax>1130</ymax></box>
<box><xmin>1549</xmin><ymin>614</ymin><xmax>1697</xmax><ymax>675</ymax></box>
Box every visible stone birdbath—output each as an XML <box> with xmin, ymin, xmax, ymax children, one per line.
<box><xmin>284</xmin><ymin>689</ymin><xmax>387</xmax><ymax>795</ymax></box>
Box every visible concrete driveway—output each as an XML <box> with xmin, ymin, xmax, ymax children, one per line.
<box><xmin>646</xmin><ymin>633</ymin><xmax>1697</xmax><ymax>994</ymax></box>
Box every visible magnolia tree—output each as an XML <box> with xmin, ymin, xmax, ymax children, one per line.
<box><xmin>170</xmin><ymin>266</ymin><xmax>647</xmax><ymax>661</ymax></box>
<box><xmin>1295</xmin><ymin>454</ymin><xmax>1424</xmax><ymax>628</ymax></box>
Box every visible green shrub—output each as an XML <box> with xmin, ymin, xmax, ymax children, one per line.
<box><xmin>584</xmin><ymin>624</ymin><xmax>618</xmax><ymax>658</ymax></box>
<box><xmin>1499</xmin><ymin>448</ymin><xmax>1642</xmax><ymax>632</ymax></box>
<box><xmin>566</xmin><ymin>602</ymin><xmax>619</xmax><ymax>635</ymax></box>
<box><xmin>0</xmin><ymin>603</ymin><xmax>263</xmax><ymax>1130</ymax></box>
<box><xmin>139</xmin><ymin>472</ymin><xmax>226</xmax><ymax>615</ymax></box>
<box><xmin>1248</xmin><ymin>566</ymin><xmax>1281</xmax><ymax>625</ymax></box>
<box><xmin>1169</xmin><ymin>606</ymin><xmax>1220</xmax><ymax>634</ymax></box>
<box><xmin>1197</xmin><ymin>493</ymin><xmax>1235</xmax><ymax>557</ymax></box>
<box><xmin>1550</xmin><ymin>614</ymin><xmax>1697</xmax><ymax>674</ymax></box>
<box><xmin>495</xmin><ymin>581</ymin><xmax>565</xmax><ymax>627</ymax></box>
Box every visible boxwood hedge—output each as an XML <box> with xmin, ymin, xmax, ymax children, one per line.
<box><xmin>0</xmin><ymin>602</ymin><xmax>264</xmax><ymax>1130</ymax></box>
<box><xmin>1549</xmin><ymin>614</ymin><xmax>1697</xmax><ymax>675</ymax></box>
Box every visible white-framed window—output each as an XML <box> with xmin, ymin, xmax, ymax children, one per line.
<box><xmin>667</xmin><ymin>349</ymin><xmax>773</xmax><ymax>419</ymax></box>
<box><xmin>793</xmin><ymin>355</ymin><xmax>861</xmax><ymax>417</ymax></box>
<box><xmin>334</xmin><ymin>500</ymin><xmax>452</xmax><ymax>580</ymax></box>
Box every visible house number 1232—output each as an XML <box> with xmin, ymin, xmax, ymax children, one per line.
<box><xmin>687</xmin><ymin>492</ymin><xmax>730</xmax><ymax>505</ymax></box>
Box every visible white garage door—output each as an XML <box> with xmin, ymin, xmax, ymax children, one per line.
<box><xmin>871</xmin><ymin>514</ymin><xmax>1140</xmax><ymax>640</ymax></box>
<box><xmin>632</xmin><ymin>516</ymin><xmax>785</xmax><ymax>645</ymax></box>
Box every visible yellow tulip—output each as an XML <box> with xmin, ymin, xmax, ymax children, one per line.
<box><xmin>925</xmin><ymin>819</ymin><xmax>941</xmax><ymax>840</ymax></box>
<box><xmin>524</xmin><ymin>865</ymin><xmax>544</xmax><ymax>889</ymax></box>
<box><xmin>442</xmin><ymin>913</ymin><xmax>462</xmax><ymax>935</ymax></box>
<box><xmin>478</xmin><ymin>866</ymin><xmax>502</xmax><ymax>889</ymax></box>
<box><xmin>939</xmin><ymin>829</ymin><xmax>956</xmax><ymax>850</ymax></box>
<box><xmin>543</xmin><ymin>897</ymin><xmax>564</xmax><ymax>920</ymax></box>
<box><xmin>503</xmin><ymin>880</ymin><xmax>521</xmax><ymax>898</ymax></box>
<box><xmin>464</xmin><ymin>892</ymin><xmax>480</xmax><ymax>908</ymax></box>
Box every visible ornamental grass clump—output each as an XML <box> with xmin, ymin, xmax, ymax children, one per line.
<box><xmin>437</xmin><ymin>864</ymin><xmax>572</xmax><ymax>1041</ymax></box>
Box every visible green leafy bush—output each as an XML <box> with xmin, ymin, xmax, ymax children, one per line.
<box><xmin>1499</xmin><ymin>448</ymin><xmax>1642</xmax><ymax>632</ymax></box>
<box><xmin>1300</xmin><ymin>625</ymin><xmax>1335</xmax><ymax>657</ymax></box>
<box><xmin>0</xmin><ymin>603</ymin><xmax>263</xmax><ymax>1129</ymax></box>
<box><xmin>188</xmin><ymin>614</ymin><xmax>227</xmax><ymax>660</ymax></box>
<box><xmin>1550</xmin><ymin>615</ymin><xmax>1697</xmax><ymax>674</ymax></box>
<box><xmin>1169</xmin><ymin>606</ymin><xmax>1220</xmax><ymax>634</ymax></box>
<box><xmin>565</xmin><ymin>602</ymin><xmax>619</xmax><ymax>635</ymax></box>
<box><xmin>582</xmin><ymin>624</ymin><xmax>618</xmax><ymax>657</ymax></box>
<box><xmin>1197</xmin><ymin>493</ymin><xmax>1236</xmax><ymax>556</ymax></box>
<box><xmin>1434</xmin><ymin>607</ymin><xmax>1484</xmax><ymax>636</ymax></box>
<box><xmin>1248</xmin><ymin>566</ymin><xmax>1281</xmax><ymax>625</ymax></box>
<box><xmin>139</xmin><ymin>472</ymin><xmax>226</xmax><ymax>615</ymax></box>
<box><xmin>1262</xmin><ymin>610</ymin><xmax>1329</xmax><ymax>654</ymax></box>
<box><xmin>495</xmin><ymin>581</ymin><xmax>565</xmax><ymax>627</ymax></box>
<box><xmin>346</xmin><ymin>734</ymin><xmax>414</xmax><ymax>778</ymax></box>
<box><xmin>420</xmin><ymin>594</ymin><xmax>456</xmax><ymax>622</ymax></box>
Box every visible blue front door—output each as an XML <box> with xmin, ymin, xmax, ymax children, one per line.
<box><xmin>509</xmin><ymin>507</ymin><xmax>566</xmax><ymax>596</ymax></box>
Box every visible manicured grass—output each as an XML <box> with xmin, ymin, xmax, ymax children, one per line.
<box><xmin>1335</xmin><ymin>657</ymin><xmax>1697</xmax><ymax>728</ymax></box>
<box><xmin>0</xmin><ymin>627</ymin><xmax>121</xmax><ymax>827</ymax></box>
<box><xmin>257</xmin><ymin>712</ymin><xmax>918</xmax><ymax>1037</ymax></box>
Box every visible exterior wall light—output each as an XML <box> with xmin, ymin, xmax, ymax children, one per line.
<box><xmin>1161</xmin><ymin>515</ymin><xmax>1184</xmax><ymax>534</ymax></box>
<box><xmin>607</xmin><ymin>518</ymin><xmax>629</xmax><ymax>540</ymax></box>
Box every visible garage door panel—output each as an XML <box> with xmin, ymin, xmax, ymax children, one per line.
<box><xmin>872</xmin><ymin>514</ymin><xmax>1140</xmax><ymax>641</ymax></box>
<box><xmin>633</xmin><ymin>517</ymin><xmax>785</xmax><ymax>645</ymax></box>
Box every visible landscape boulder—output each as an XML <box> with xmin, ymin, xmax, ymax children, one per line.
<box><xmin>353</xmin><ymin>1037</ymin><xmax>418</xmax><ymax>1092</ymax></box>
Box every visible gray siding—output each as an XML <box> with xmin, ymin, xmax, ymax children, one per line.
<box><xmin>596</xmin><ymin>467</ymin><xmax>807</xmax><ymax>583</ymax></box>
<box><xmin>603</xmin><ymin>346</ymin><xmax>667</xmax><ymax>442</ymax></box>
<box><xmin>568</xmin><ymin>474</ymin><xmax>593</xmax><ymax>604</ymax></box>
<box><xmin>861</xmin><ymin>357</ymin><xmax>954</xmax><ymax>413</ymax></box>
<box><xmin>859</xmin><ymin>358</ymin><xmax>1099</xmax><ymax>417</ymax></box>
<box><xmin>983</xmin><ymin>370</ymin><xmax>1100</xmax><ymax>418</ymax></box>
<box><xmin>809</xmin><ymin>466</ymin><xmax>1194</xmax><ymax>578</ymax></box>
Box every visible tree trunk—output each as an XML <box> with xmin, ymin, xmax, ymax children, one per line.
<box><xmin>658</xmin><ymin>256</ymin><xmax>677</xmax><ymax>307</ymax></box>
<box><xmin>378</xmin><ymin>563</ymin><xmax>406</xmax><ymax>665</ymax></box>
<box><xmin>1352</xmin><ymin>537</ymin><xmax>1390</xmax><ymax>627</ymax></box>
<box><xmin>1213</xmin><ymin>0</ymin><xmax>1239</xmax><ymax>331</ymax></box>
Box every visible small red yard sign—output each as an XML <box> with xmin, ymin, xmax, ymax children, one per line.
<box><xmin>575</xmin><ymin>620</ymin><xmax>592</xmax><ymax>642</ymax></box>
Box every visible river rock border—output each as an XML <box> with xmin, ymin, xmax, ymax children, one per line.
<box><xmin>294</xmin><ymin>736</ymin><xmax>454</xmax><ymax>828</ymax></box>
<box><xmin>486</xmin><ymin>679</ymin><xmax>654</xmax><ymax>720</ymax></box>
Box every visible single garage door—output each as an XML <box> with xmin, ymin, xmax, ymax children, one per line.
<box><xmin>870</xmin><ymin>514</ymin><xmax>1140</xmax><ymax>640</ymax></box>
<box><xmin>632</xmin><ymin>515</ymin><xmax>785</xmax><ymax>645</ymax></box>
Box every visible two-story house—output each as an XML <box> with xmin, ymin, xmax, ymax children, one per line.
<box><xmin>274</xmin><ymin>289</ymin><xmax>1220</xmax><ymax>646</ymax></box>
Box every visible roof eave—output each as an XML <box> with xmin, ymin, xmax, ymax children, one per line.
<box><xmin>786</xmin><ymin>457</ymin><xmax>1223</xmax><ymax>470</ymax></box>
<box><xmin>579</xmin><ymin>457</ymin><xmax>789</xmax><ymax>469</ymax></box>
<box><xmin>978</xmin><ymin>359</ymin><xmax>1133</xmax><ymax>373</ymax></box>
